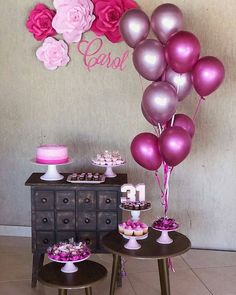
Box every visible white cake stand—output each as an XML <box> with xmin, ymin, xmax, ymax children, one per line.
<box><xmin>48</xmin><ymin>254</ymin><xmax>90</xmax><ymax>273</ymax></box>
<box><xmin>119</xmin><ymin>205</ymin><xmax>152</xmax><ymax>221</ymax></box>
<box><xmin>91</xmin><ymin>162</ymin><xmax>125</xmax><ymax>178</ymax></box>
<box><xmin>121</xmin><ymin>233</ymin><xmax>148</xmax><ymax>250</ymax></box>
<box><xmin>152</xmin><ymin>226</ymin><xmax>180</xmax><ymax>244</ymax></box>
<box><xmin>31</xmin><ymin>159</ymin><xmax>72</xmax><ymax>181</ymax></box>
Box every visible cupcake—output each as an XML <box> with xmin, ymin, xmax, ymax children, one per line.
<box><xmin>118</xmin><ymin>224</ymin><xmax>124</xmax><ymax>234</ymax></box>
<box><xmin>134</xmin><ymin>226</ymin><xmax>143</xmax><ymax>236</ymax></box>
<box><xmin>124</xmin><ymin>225</ymin><xmax>133</xmax><ymax>236</ymax></box>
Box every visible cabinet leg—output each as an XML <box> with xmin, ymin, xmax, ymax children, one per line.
<box><xmin>110</xmin><ymin>254</ymin><xmax>119</xmax><ymax>295</ymax></box>
<box><xmin>58</xmin><ymin>289</ymin><xmax>67</xmax><ymax>295</ymax></box>
<box><xmin>116</xmin><ymin>256</ymin><xmax>122</xmax><ymax>287</ymax></box>
<box><xmin>158</xmin><ymin>258</ymin><xmax>171</xmax><ymax>295</ymax></box>
<box><xmin>85</xmin><ymin>287</ymin><xmax>92</xmax><ymax>295</ymax></box>
<box><xmin>32</xmin><ymin>252</ymin><xmax>44</xmax><ymax>288</ymax></box>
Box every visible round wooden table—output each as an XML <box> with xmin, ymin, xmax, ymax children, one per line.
<box><xmin>102</xmin><ymin>228</ymin><xmax>191</xmax><ymax>295</ymax></box>
<box><xmin>38</xmin><ymin>260</ymin><xmax>107</xmax><ymax>295</ymax></box>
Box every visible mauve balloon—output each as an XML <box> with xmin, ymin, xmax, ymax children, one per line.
<box><xmin>141</xmin><ymin>102</ymin><xmax>156</xmax><ymax>125</ymax></box>
<box><xmin>131</xmin><ymin>132</ymin><xmax>162</xmax><ymax>171</ymax></box>
<box><xmin>142</xmin><ymin>81</ymin><xmax>178</xmax><ymax>125</ymax></box>
<box><xmin>165</xmin><ymin>31</ymin><xmax>201</xmax><ymax>73</ymax></box>
<box><xmin>192</xmin><ymin>56</ymin><xmax>225</xmax><ymax>97</ymax></box>
<box><xmin>167</xmin><ymin>114</ymin><xmax>195</xmax><ymax>138</ymax></box>
<box><xmin>119</xmin><ymin>9</ymin><xmax>150</xmax><ymax>48</ymax></box>
<box><xmin>133</xmin><ymin>39</ymin><xmax>166</xmax><ymax>81</ymax></box>
<box><xmin>159</xmin><ymin>126</ymin><xmax>192</xmax><ymax>167</ymax></box>
<box><xmin>151</xmin><ymin>3</ymin><xmax>183</xmax><ymax>44</ymax></box>
<box><xmin>163</xmin><ymin>66</ymin><xmax>192</xmax><ymax>101</ymax></box>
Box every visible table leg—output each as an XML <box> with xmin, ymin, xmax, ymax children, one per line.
<box><xmin>158</xmin><ymin>258</ymin><xmax>171</xmax><ymax>295</ymax></box>
<box><xmin>58</xmin><ymin>289</ymin><xmax>67</xmax><ymax>295</ymax></box>
<box><xmin>85</xmin><ymin>287</ymin><xmax>92</xmax><ymax>295</ymax></box>
<box><xmin>32</xmin><ymin>252</ymin><xmax>44</xmax><ymax>288</ymax></box>
<box><xmin>116</xmin><ymin>255</ymin><xmax>122</xmax><ymax>287</ymax></box>
<box><xmin>110</xmin><ymin>254</ymin><xmax>119</xmax><ymax>295</ymax></box>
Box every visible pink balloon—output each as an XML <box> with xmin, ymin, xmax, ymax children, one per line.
<box><xmin>159</xmin><ymin>126</ymin><xmax>192</xmax><ymax>166</ymax></box>
<box><xmin>167</xmin><ymin>114</ymin><xmax>195</xmax><ymax>138</ymax></box>
<box><xmin>151</xmin><ymin>3</ymin><xmax>183</xmax><ymax>44</ymax></box>
<box><xmin>119</xmin><ymin>9</ymin><xmax>150</xmax><ymax>48</ymax></box>
<box><xmin>165</xmin><ymin>31</ymin><xmax>201</xmax><ymax>73</ymax></box>
<box><xmin>133</xmin><ymin>39</ymin><xmax>166</xmax><ymax>81</ymax></box>
<box><xmin>142</xmin><ymin>81</ymin><xmax>178</xmax><ymax>124</ymax></box>
<box><xmin>131</xmin><ymin>132</ymin><xmax>162</xmax><ymax>171</ymax></box>
<box><xmin>192</xmin><ymin>56</ymin><xmax>225</xmax><ymax>97</ymax></box>
<box><xmin>141</xmin><ymin>102</ymin><xmax>156</xmax><ymax>125</ymax></box>
<box><xmin>163</xmin><ymin>66</ymin><xmax>192</xmax><ymax>101</ymax></box>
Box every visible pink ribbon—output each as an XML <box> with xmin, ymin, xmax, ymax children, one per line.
<box><xmin>193</xmin><ymin>96</ymin><xmax>205</xmax><ymax>121</ymax></box>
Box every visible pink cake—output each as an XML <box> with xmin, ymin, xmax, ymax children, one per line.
<box><xmin>36</xmin><ymin>144</ymin><xmax>69</xmax><ymax>164</ymax></box>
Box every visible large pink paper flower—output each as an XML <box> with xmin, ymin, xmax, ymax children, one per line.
<box><xmin>52</xmin><ymin>0</ymin><xmax>95</xmax><ymax>44</ymax></box>
<box><xmin>91</xmin><ymin>0</ymin><xmax>138</xmax><ymax>43</ymax></box>
<box><xmin>26</xmin><ymin>3</ymin><xmax>56</xmax><ymax>41</ymax></box>
<box><xmin>36</xmin><ymin>37</ymin><xmax>70</xmax><ymax>70</ymax></box>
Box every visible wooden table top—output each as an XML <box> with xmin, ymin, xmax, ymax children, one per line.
<box><xmin>38</xmin><ymin>260</ymin><xmax>107</xmax><ymax>290</ymax></box>
<box><xmin>102</xmin><ymin>228</ymin><xmax>191</xmax><ymax>259</ymax></box>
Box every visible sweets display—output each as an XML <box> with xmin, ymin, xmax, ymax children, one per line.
<box><xmin>152</xmin><ymin>217</ymin><xmax>179</xmax><ymax>231</ymax></box>
<box><xmin>118</xmin><ymin>219</ymin><xmax>148</xmax><ymax>237</ymax></box>
<box><xmin>120</xmin><ymin>201</ymin><xmax>151</xmax><ymax>211</ymax></box>
<box><xmin>47</xmin><ymin>242</ymin><xmax>90</xmax><ymax>262</ymax></box>
<box><xmin>92</xmin><ymin>150</ymin><xmax>125</xmax><ymax>166</ymax></box>
<box><xmin>67</xmin><ymin>172</ymin><xmax>105</xmax><ymax>183</ymax></box>
<box><xmin>36</xmin><ymin>144</ymin><xmax>69</xmax><ymax>164</ymax></box>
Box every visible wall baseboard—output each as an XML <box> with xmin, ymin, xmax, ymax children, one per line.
<box><xmin>0</xmin><ymin>225</ymin><xmax>31</xmax><ymax>237</ymax></box>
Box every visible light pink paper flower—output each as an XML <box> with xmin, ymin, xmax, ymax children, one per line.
<box><xmin>52</xmin><ymin>0</ymin><xmax>95</xmax><ymax>44</ymax></box>
<box><xmin>36</xmin><ymin>37</ymin><xmax>70</xmax><ymax>70</ymax></box>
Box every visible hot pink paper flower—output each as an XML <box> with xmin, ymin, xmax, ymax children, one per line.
<box><xmin>91</xmin><ymin>0</ymin><xmax>138</xmax><ymax>43</ymax></box>
<box><xmin>52</xmin><ymin>0</ymin><xmax>95</xmax><ymax>44</ymax></box>
<box><xmin>36</xmin><ymin>37</ymin><xmax>70</xmax><ymax>70</ymax></box>
<box><xmin>26</xmin><ymin>3</ymin><xmax>56</xmax><ymax>41</ymax></box>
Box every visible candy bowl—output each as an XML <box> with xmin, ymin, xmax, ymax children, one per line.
<box><xmin>152</xmin><ymin>217</ymin><xmax>180</xmax><ymax>244</ymax></box>
<box><xmin>47</xmin><ymin>242</ymin><xmax>91</xmax><ymax>273</ymax></box>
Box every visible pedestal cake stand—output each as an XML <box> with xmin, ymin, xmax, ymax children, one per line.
<box><xmin>48</xmin><ymin>255</ymin><xmax>90</xmax><ymax>273</ymax></box>
<box><xmin>92</xmin><ymin>162</ymin><xmax>125</xmax><ymax>178</ymax></box>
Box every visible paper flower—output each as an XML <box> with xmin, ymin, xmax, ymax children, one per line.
<box><xmin>26</xmin><ymin>3</ymin><xmax>56</xmax><ymax>41</ymax></box>
<box><xmin>91</xmin><ymin>0</ymin><xmax>138</xmax><ymax>43</ymax></box>
<box><xmin>36</xmin><ymin>37</ymin><xmax>70</xmax><ymax>70</ymax></box>
<box><xmin>52</xmin><ymin>0</ymin><xmax>95</xmax><ymax>44</ymax></box>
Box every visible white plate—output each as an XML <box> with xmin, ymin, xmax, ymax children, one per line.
<box><xmin>121</xmin><ymin>232</ymin><xmax>148</xmax><ymax>240</ymax></box>
<box><xmin>66</xmin><ymin>175</ymin><xmax>106</xmax><ymax>184</ymax></box>
<box><xmin>119</xmin><ymin>205</ymin><xmax>152</xmax><ymax>212</ymax></box>
<box><xmin>91</xmin><ymin>161</ymin><xmax>125</xmax><ymax>168</ymax></box>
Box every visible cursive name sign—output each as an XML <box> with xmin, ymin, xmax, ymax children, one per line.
<box><xmin>77</xmin><ymin>37</ymin><xmax>129</xmax><ymax>72</ymax></box>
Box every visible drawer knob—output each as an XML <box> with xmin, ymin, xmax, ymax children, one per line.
<box><xmin>84</xmin><ymin>198</ymin><xmax>90</xmax><ymax>204</ymax></box>
<box><xmin>85</xmin><ymin>238</ymin><xmax>91</xmax><ymax>245</ymax></box>
<box><xmin>105</xmin><ymin>198</ymin><xmax>111</xmax><ymax>204</ymax></box>
<box><xmin>63</xmin><ymin>198</ymin><xmax>69</xmax><ymax>204</ymax></box>
<box><xmin>106</xmin><ymin>219</ymin><xmax>111</xmax><ymax>224</ymax></box>
<box><xmin>63</xmin><ymin>218</ymin><xmax>69</xmax><ymax>224</ymax></box>
<box><xmin>85</xmin><ymin>218</ymin><xmax>90</xmax><ymax>224</ymax></box>
<box><xmin>41</xmin><ymin>198</ymin><xmax>47</xmax><ymax>204</ymax></box>
<box><xmin>42</xmin><ymin>218</ymin><xmax>48</xmax><ymax>223</ymax></box>
<box><xmin>43</xmin><ymin>238</ymin><xmax>49</xmax><ymax>244</ymax></box>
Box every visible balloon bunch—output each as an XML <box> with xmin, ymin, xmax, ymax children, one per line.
<box><xmin>119</xmin><ymin>4</ymin><xmax>225</xmax><ymax>216</ymax></box>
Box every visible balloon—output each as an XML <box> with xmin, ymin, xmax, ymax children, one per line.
<box><xmin>151</xmin><ymin>3</ymin><xmax>183</xmax><ymax>44</ymax></box>
<box><xmin>133</xmin><ymin>39</ymin><xmax>166</xmax><ymax>81</ymax></box>
<box><xmin>165</xmin><ymin>31</ymin><xmax>201</xmax><ymax>73</ymax></box>
<box><xmin>131</xmin><ymin>132</ymin><xmax>162</xmax><ymax>171</ymax></box>
<box><xmin>119</xmin><ymin>9</ymin><xmax>150</xmax><ymax>48</ymax></box>
<box><xmin>142</xmin><ymin>81</ymin><xmax>178</xmax><ymax>124</ymax></box>
<box><xmin>192</xmin><ymin>56</ymin><xmax>225</xmax><ymax>97</ymax></box>
<box><xmin>159</xmin><ymin>126</ymin><xmax>192</xmax><ymax>166</ymax></box>
<box><xmin>163</xmin><ymin>66</ymin><xmax>192</xmax><ymax>101</ymax></box>
<box><xmin>167</xmin><ymin>114</ymin><xmax>195</xmax><ymax>138</ymax></box>
<box><xmin>141</xmin><ymin>102</ymin><xmax>156</xmax><ymax>125</ymax></box>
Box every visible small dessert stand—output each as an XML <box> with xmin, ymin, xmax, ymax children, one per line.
<box><xmin>48</xmin><ymin>255</ymin><xmax>90</xmax><ymax>273</ymax></box>
<box><xmin>119</xmin><ymin>205</ymin><xmax>151</xmax><ymax>221</ymax></box>
<box><xmin>152</xmin><ymin>226</ymin><xmax>179</xmax><ymax>244</ymax></box>
<box><xmin>121</xmin><ymin>233</ymin><xmax>148</xmax><ymax>250</ymax></box>
<box><xmin>92</xmin><ymin>162</ymin><xmax>125</xmax><ymax>178</ymax></box>
<box><xmin>31</xmin><ymin>159</ymin><xmax>72</xmax><ymax>181</ymax></box>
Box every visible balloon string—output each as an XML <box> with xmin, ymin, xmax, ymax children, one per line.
<box><xmin>162</xmin><ymin>163</ymin><xmax>173</xmax><ymax>216</ymax></box>
<box><xmin>170</xmin><ymin>114</ymin><xmax>175</xmax><ymax>127</ymax></box>
<box><xmin>158</xmin><ymin>123</ymin><xmax>163</xmax><ymax>135</ymax></box>
<box><xmin>168</xmin><ymin>258</ymin><xmax>175</xmax><ymax>272</ymax></box>
<box><xmin>193</xmin><ymin>96</ymin><xmax>205</xmax><ymax>121</ymax></box>
<box><xmin>138</xmin><ymin>74</ymin><xmax>144</xmax><ymax>94</ymax></box>
<box><xmin>155</xmin><ymin>171</ymin><xmax>164</xmax><ymax>195</ymax></box>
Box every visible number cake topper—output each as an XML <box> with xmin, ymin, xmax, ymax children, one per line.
<box><xmin>121</xmin><ymin>183</ymin><xmax>145</xmax><ymax>203</ymax></box>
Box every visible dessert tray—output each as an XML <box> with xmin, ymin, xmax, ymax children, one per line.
<box><xmin>120</xmin><ymin>233</ymin><xmax>148</xmax><ymax>250</ymax></box>
<box><xmin>119</xmin><ymin>201</ymin><xmax>152</xmax><ymax>221</ymax></box>
<box><xmin>152</xmin><ymin>217</ymin><xmax>180</xmax><ymax>244</ymax></box>
<box><xmin>67</xmin><ymin>173</ymin><xmax>105</xmax><ymax>184</ymax></box>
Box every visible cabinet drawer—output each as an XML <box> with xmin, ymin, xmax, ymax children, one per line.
<box><xmin>77</xmin><ymin>191</ymin><xmax>96</xmax><ymax>210</ymax></box>
<box><xmin>56</xmin><ymin>232</ymin><xmax>76</xmax><ymax>243</ymax></box>
<box><xmin>78</xmin><ymin>232</ymin><xmax>96</xmax><ymax>252</ymax></box>
<box><xmin>36</xmin><ymin>231</ymin><xmax>55</xmax><ymax>248</ymax></box>
<box><xmin>34</xmin><ymin>191</ymin><xmax>54</xmax><ymax>210</ymax></box>
<box><xmin>56</xmin><ymin>191</ymin><xmax>75</xmax><ymax>210</ymax></box>
<box><xmin>97</xmin><ymin>212</ymin><xmax>117</xmax><ymax>230</ymax></box>
<box><xmin>56</xmin><ymin>212</ymin><xmax>75</xmax><ymax>230</ymax></box>
<box><xmin>77</xmin><ymin>212</ymin><xmax>96</xmax><ymax>230</ymax></box>
<box><xmin>98</xmin><ymin>191</ymin><xmax>117</xmax><ymax>210</ymax></box>
<box><xmin>35</xmin><ymin>212</ymin><xmax>54</xmax><ymax>230</ymax></box>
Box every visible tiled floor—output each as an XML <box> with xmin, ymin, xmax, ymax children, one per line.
<box><xmin>0</xmin><ymin>236</ymin><xmax>235</xmax><ymax>295</ymax></box>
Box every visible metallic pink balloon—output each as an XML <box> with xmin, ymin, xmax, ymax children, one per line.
<box><xmin>163</xmin><ymin>66</ymin><xmax>192</xmax><ymax>101</ymax></box>
<box><xmin>192</xmin><ymin>56</ymin><xmax>225</xmax><ymax>97</ymax></box>
<box><xmin>159</xmin><ymin>126</ymin><xmax>192</xmax><ymax>167</ymax></box>
<box><xmin>133</xmin><ymin>39</ymin><xmax>166</xmax><ymax>81</ymax></box>
<box><xmin>151</xmin><ymin>3</ymin><xmax>183</xmax><ymax>44</ymax></box>
<box><xmin>131</xmin><ymin>132</ymin><xmax>162</xmax><ymax>171</ymax></box>
<box><xmin>141</xmin><ymin>102</ymin><xmax>156</xmax><ymax>125</ymax></box>
<box><xmin>142</xmin><ymin>81</ymin><xmax>178</xmax><ymax>124</ymax></box>
<box><xmin>119</xmin><ymin>9</ymin><xmax>150</xmax><ymax>48</ymax></box>
<box><xmin>165</xmin><ymin>31</ymin><xmax>201</xmax><ymax>73</ymax></box>
<box><xmin>167</xmin><ymin>114</ymin><xmax>195</xmax><ymax>137</ymax></box>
